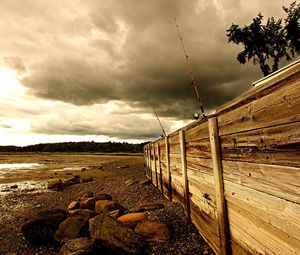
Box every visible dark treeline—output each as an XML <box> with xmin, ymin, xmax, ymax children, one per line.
<box><xmin>0</xmin><ymin>141</ymin><xmax>148</xmax><ymax>153</ymax></box>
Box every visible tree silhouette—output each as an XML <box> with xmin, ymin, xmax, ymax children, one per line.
<box><xmin>226</xmin><ymin>2</ymin><xmax>300</xmax><ymax>76</ymax></box>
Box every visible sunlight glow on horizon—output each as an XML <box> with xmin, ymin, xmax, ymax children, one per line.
<box><xmin>0</xmin><ymin>67</ymin><xmax>188</xmax><ymax>146</ymax></box>
<box><xmin>0</xmin><ymin>67</ymin><xmax>26</xmax><ymax>97</ymax></box>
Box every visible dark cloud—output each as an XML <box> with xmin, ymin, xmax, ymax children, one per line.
<box><xmin>13</xmin><ymin>1</ymin><xmax>285</xmax><ymax>118</ymax></box>
<box><xmin>0</xmin><ymin>0</ymin><xmax>292</xmax><ymax>143</ymax></box>
<box><xmin>4</xmin><ymin>56</ymin><xmax>26</xmax><ymax>74</ymax></box>
<box><xmin>31</xmin><ymin>115</ymin><xmax>164</xmax><ymax>140</ymax></box>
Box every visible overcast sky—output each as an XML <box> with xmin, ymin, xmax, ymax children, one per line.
<box><xmin>0</xmin><ymin>0</ymin><xmax>294</xmax><ymax>146</ymax></box>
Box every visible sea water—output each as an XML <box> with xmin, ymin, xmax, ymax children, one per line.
<box><xmin>0</xmin><ymin>163</ymin><xmax>46</xmax><ymax>194</ymax></box>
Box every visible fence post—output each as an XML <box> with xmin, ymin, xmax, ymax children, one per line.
<box><xmin>144</xmin><ymin>146</ymin><xmax>148</xmax><ymax>178</ymax></box>
<box><xmin>208</xmin><ymin>117</ymin><xmax>230</xmax><ymax>255</ymax></box>
<box><xmin>148</xmin><ymin>144</ymin><xmax>152</xmax><ymax>181</ymax></box>
<box><xmin>157</xmin><ymin>143</ymin><xmax>163</xmax><ymax>193</ymax></box>
<box><xmin>165</xmin><ymin>135</ymin><xmax>172</xmax><ymax>201</ymax></box>
<box><xmin>179</xmin><ymin>130</ymin><xmax>190</xmax><ymax>220</ymax></box>
<box><xmin>153</xmin><ymin>143</ymin><xmax>158</xmax><ymax>187</ymax></box>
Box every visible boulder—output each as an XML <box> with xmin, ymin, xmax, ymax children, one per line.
<box><xmin>81</xmin><ymin>177</ymin><xmax>93</xmax><ymax>183</ymax></box>
<box><xmin>77</xmin><ymin>191</ymin><xmax>94</xmax><ymax>201</ymax></box>
<box><xmin>54</xmin><ymin>209</ymin><xmax>95</xmax><ymax>244</ymax></box>
<box><xmin>80</xmin><ymin>194</ymin><xmax>112</xmax><ymax>210</ymax></box>
<box><xmin>64</xmin><ymin>176</ymin><xmax>81</xmax><ymax>187</ymax></box>
<box><xmin>81</xmin><ymin>168</ymin><xmax>87</xmax><ymax>172</ymax></box>
<box><xmin>21</xmin><ymin>209</ymin><xmax>67</xmax><ymax>244</ymax></box>
<box><xmin>95</xmin><ymin>200</ymin><xmax>126</xmax><ymax>214</ymax></box>
<box><xmin>117</xmin><ymin>213</ymin><xmax>147</xmax><ymax>229</ymax></box>
<box><xmin>133</xmin><ymin>203</ymin><xmax>164</xmax><ymax>212</ymax></box>
<box><xmin>134</xmin><ymin>221</ymin><xmax>170</xmax><ymax>242</ymax></box>
<box><xmin>67</xmin><ymin>201</ymin><xmax>80</xmax><ymax>211</ymax></box>
<box><xmin>59</xmin><ymin>237</ymin><xmax>93</xmax><ymax>255</ymax></box>
<box><xmin>89</xmin><ymin>214</ymin><xmax>145</xmax><ymax>254</ymax></box>
<box><xmin>48</xmin><ymin>180</ymin><xmax>65</xmax><ymax>191</ymax></box>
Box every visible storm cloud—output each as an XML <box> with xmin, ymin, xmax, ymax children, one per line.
<box><xmin>0</xmin><ymin>0</ymin><xmax>294</xmax><ymax>144</ymax></box>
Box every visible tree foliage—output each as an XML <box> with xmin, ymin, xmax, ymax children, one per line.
<box><xmin>0</xmin><ymin>141</ymin><xmax>148</xmax><ymax>153</ymax></box>
<box><xmin>226</xmin><ymin>2</ymin><xmax>300</xmax><ymax>76</ymax></box>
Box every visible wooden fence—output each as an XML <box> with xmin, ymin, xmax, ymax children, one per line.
<box><xmin>144</xmin><ymin>60</ymin><xmax>300</xmax><ymax>255</ymax></box>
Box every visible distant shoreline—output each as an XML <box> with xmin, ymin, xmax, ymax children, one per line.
<box><xmin>0</xmin><ymin>141</ymin><xmax>148</xmax><ymax>153</ymax></box>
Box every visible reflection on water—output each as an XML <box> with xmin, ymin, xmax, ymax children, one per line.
<box><xmin>0</xmin><ymin>180</ymin><xmax>48</xmax><ymax>195</ymax></box>
<box><xmin>0</xmin><ymin>163</ymin><xmax>42</xmax><ymax>170</ymax></box>
<box><xmin>54</xmin><ymin>167</ymin><xmax>82</xmax><ymax>172</ymax></box>
<box><xmin>0</xmin><ymin>163</ymin><xmax>43</xmax><ymax>176</ymax></box>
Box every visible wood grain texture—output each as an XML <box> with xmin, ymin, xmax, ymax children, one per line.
<box><xmin>151</xmin><ymin>144</ymin><xmax>157</xmax><ymax>186</ymax></box>
<box><xmin>186</xmin><ymin>138</ymin><xmax>212</xmax><ymax>158</ymax></box>
<box><xmin>145</xmin><ymin>145</ymin><xmax>150</xmax><ymax>178</ymax></box>
<box><xmin>222</xmin><ymin>160</ymin><xmax>300</xmax><ymax>204</ymax></box>
<box><xmin>185</xmin><ymin>121</ymin><xmax>209</xmax><ymax>142</ymax></box>
<box><xmin>188</xmin><ymin>171</ymin><xmax>216</xmax><ymax>208</ymax></box>
<box><xmin>227</xmin><ymin>201</ymin><xmax>300</xmax><ymax>255</ymax></box>
<box><xmin>148</xmin><ymin>144</ymin><xmax>152</xmax><ymax>181</ymax></box>
<box><xmin>179</xmin><ymin>130</ymin><xmax>190</xmax><ymax>220</ymax></box>
<box><xmin>224</xmin><ymin>179</ymin><xmax>300</xmax><ymax>241</ymax></box>
<box><xmin>156</xmin><ymin>143</ymin><xmax>163</xmax><ymax>193</ymax></box>
<box><xmin>218</xmin><ymin>74</ymin><xmax>300</xmax><ymax>136</ymax></box>
<box><xmin>165</xmin><ymin>135</ymin><xmax>172</xmax><ymax>201</ymax></box>
<box><xmin>220</xmin><ymin>121</ymin><xmax>300</xmax><ymax>167</ymax></box>
<box><xmin>144</xmin><ymin>62</ymin><xmax>300</xmax><ymax>255</ymax></box>
<box><xmin>209</xmin><ymin>117</ymin><xmax>230</xmax><ymax>255</ymax></box>
<box><xmin>190</xmin><ymin>201</ymin><xmax>220</xmax><ymax>254</ymax></box>
<box><xmin>216</xmin><ymin>64</ymin><xmax>300</xmax><ymax>115</ymax></box>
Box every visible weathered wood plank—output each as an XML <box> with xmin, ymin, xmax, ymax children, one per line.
<box><xmin>224</xmin><ymin>180</ymin><xmax>300</xmax><ymax>241</ymax></box>
<box><xmin>216</xmin><ymin>62</ymin><xmax>300</xmax><ymax>115</ymax></box>
<box><xmin>179</xmin><ymin>130</ymin><xmax>190</xmax><ymax>220</ymax></box>
<box><xmin>145</xmin><ymin>145</ymin><xmax>149</xmax><ymax>178</ymax></box>
<box><xmin>220</xmin><ymin>121</ymin><xmax>300</xmax><ymax>167</ymax></box>
<box><xmin>186</xmin><ymin>156</ymin><xmax>213</xmax><ymax>175</ymax></box>
<box><xmin>227</xmin><ymin>201</ymin><xmax>300</xmax><ymax>255</ymax></box>
<box><xmin>186</xmin><ymin>138</ymin><xmax>212</xmax><ymax>158</ymax></box>
<box><xmin>222</xmin><ymin>160</ymin><xmax>300</xmax><ymax>204</ymax></box>
<box><xmin>165</xmin><ymin>135</ymin><xmax>172</xmax><ymax>201</ymax></box>
<box><xmin>171</xmin><ymin>176</ymin><xmax>184</xmax><ymax>204</ymax></box>
<box><xmin>156</xmin><ymin>143</ymin><xmax>163</xmax><ymax>193</ymax></box>
<box><xmin>188</xmin><ymin>173</ymin><xmax>216</xmax><ymax>207</ymax></box>
<box><xmin>155</xmin><ymin>143</ymin><xmax>159</xmax><ymax>187</ymax></box>
<box><xmin>209</xmin><ymin>117</ymin><xmax>230</xmax><ymax>255</ymax></box>
<box><xmin>190</xmin><ymin>200</ymin><xmax>220</xmax><ymax>254</ymax></box>
<box><xmin>218</xmin><ymin>74</ymin><xmax>300</xmax><ymax>136</ymax></box>
<box><xmin>152</xmin><ymin>144</ymin><xmax>157</xmax><ymax>186</ymax></box>
<box><xmin>189</xmin><ymin>187</ymin><xmax>216</xmax><ymax>211</ymax></box>
<box><xmin>148</xmin><ymin>144</ymin><xmax>152</xmax><ymax>181</ymax></box>
<box><xmin>185</xmin><ymin>121</ymin><xmax>209</xmax><ymax>142</ymax></box>
<box><xmin>169</xmin><ymin>155</ymin><xmax>182</xmax><ymax>176</ymax></box>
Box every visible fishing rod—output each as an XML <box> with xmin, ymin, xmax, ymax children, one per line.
<box><xmin>174</xmin><ymin>17</ymin><xmax>206</xmax><ymax>119</ymax></box>
<box><xmin>151</xmin><ymin>103</ymin><xmax>166</xmax><ymax>137</ymax></box>
<box><xmin>143</xmin><ymin>86</ymin><xmax>167</xmax><ymax>137</ymax></box>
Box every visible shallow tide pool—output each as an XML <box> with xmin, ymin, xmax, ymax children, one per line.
<box><xmin>0</xmin><ymin>163</ymin><xmax>43</xmax><ymax>170</ymax></box>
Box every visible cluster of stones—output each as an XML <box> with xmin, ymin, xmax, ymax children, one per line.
<box><xmin>47</xmin><ymin>174</ymin><xmax>94</xmax><ymax>191</ymax></box>
<box><xmin>21</xmin><ymin>179</ymin><xmax>169</xmax><ymax>255</ymax></box>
